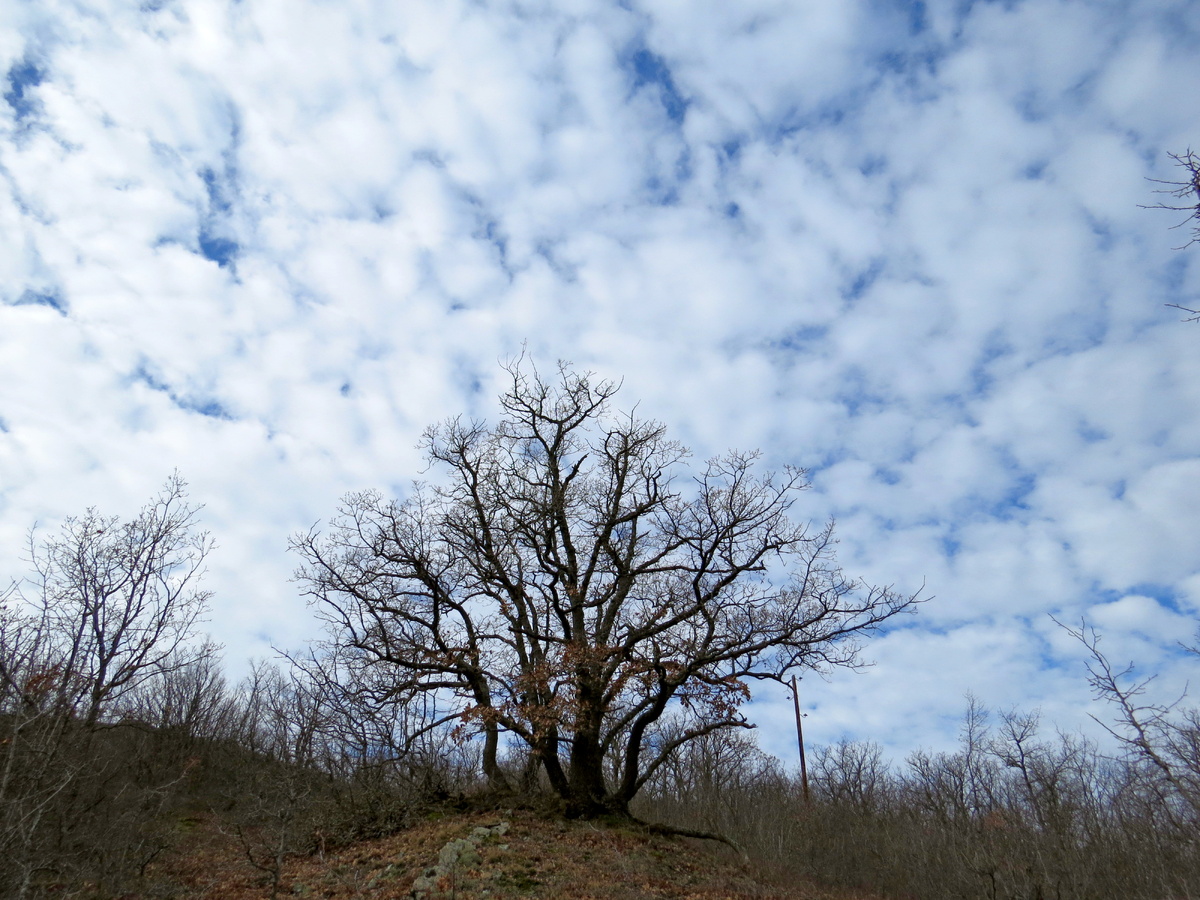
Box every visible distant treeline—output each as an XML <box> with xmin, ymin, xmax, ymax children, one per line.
<box><xmin>638</xmin><ymin>688</ymin><xmax>1200</xmax><ymax>900</ymax></box>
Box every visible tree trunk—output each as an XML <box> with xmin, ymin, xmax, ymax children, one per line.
<box><xmin>481</xmin><ymin>721</ymin><xmax>509</xmax><ymax>791</ymax></box>
<box><xmin>565</xmin><ymin>700</ymin><xmax>610</xmax><ymax>817</ymax></box>
<box><xmin>537</xmin><ymin>727</ymin><xmax>569</xmax><ymax>797</ymax></box>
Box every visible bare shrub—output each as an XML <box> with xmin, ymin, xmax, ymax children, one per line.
<box><xmin>637</xmin><ymin>696</ymin><xmax>1200</xmax><ymax>900</ymax></box>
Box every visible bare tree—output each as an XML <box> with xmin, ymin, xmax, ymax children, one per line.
<box><xmin>1144</xmin><ymin>148</ymin><xmax>1200</xmax><ymax>321</ymax></box>
<box><xmin>0</xmin><ymin>475</ymin><xmax>216</xmax><ymax>897</ymax></box>
<box><xmin>294</xmin><ymin>360</ymin><xmax>918</xmax><ymax>818</ymax></box>
<box><xmin>1145</xmin><ymin>149</ymin><xmax>1200</xmax><ymax>248</ymax></box>
<box><xmin>1054</xmin><ymin>617</ymin><xmax>1200</xmax><ymax>831</ymax></box>
<box><xmin>125</xmin><ymin>639</ymin><xmax>235</xmax><ymax>758</ymax></box>
<box><xmin>0</xmin><ymin>587</ymin><xmax>72</xmax><ymax>898</ymax></box>
<box><xmin>219</xmin><ymin>661</ymin><xmax>331</xmax><ymax>900</ymax></box>
<box><xmin>23</xmin><ymin>472</ymin><xmax>215</xmax><ymax>728</ymax></box>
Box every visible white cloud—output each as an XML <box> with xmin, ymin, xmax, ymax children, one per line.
<box><xmin>1</xmin><ymin>0</ymin><xmax>1198</xmax><ymax>765</ymax></box>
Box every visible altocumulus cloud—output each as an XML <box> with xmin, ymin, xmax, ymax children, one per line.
<box><xmin>1</xmin><ymin>0</ymin><xmax>1199</xmax><ymax>760</ymax></box>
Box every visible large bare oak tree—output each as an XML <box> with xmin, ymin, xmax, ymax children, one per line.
<box><xmin>293</xmin><ymin>361</ymin><xmax>918</xmax><ymax>817</ymax></box>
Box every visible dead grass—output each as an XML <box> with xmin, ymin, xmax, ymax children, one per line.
<box><xmin>136</xmin><ymin>806</ymin><xmax>877</xmax><ymax>900</ymax></box>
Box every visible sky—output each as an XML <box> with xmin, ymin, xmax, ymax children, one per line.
<box><xmin>2</xmin><ymin>0</ymin><xmax>1199</xmax><ymax>765</ymax></box>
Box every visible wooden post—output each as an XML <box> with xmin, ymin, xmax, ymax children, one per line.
<box><xmin>791</xmin><ymin>674</ymin><xmax>810</xmax><ymax>804</ymax></box>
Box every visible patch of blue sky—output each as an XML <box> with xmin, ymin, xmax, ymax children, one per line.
<box><xmin>4</xmin><ymin>56</ymin><xmax>44</xmax><ymax>126</ymax></box>
<box><xmin>1159</xmin><ymin>255</ymin><xmax>1192</xmax><ymax>299</ymax></box>
<box><xmin>876</xmin><ymin>467</ymin><xmax>903</xmax><ymax>486</ymax></box>
<box><xmin>956</xmin><ymin>469</ymin><xmax>1035</xmax><ymax>525</ymax></box>
<box><xmin>858</xmin><ymin>154</ymin><xmax>888</xmax><ymax>178</ymax></box>
<box><xmin>384</xmin><ymin>481</ymin><xmax>412</xmax><ymax>503</ymax></box>
<box><xmin>1028</xmin><ymin>629</ymin><xmax>1083</xmax><ymax>675</ymax></box>
<box><xmin>1157</xmin><ymin>3</ymin><xmax>1200</xmax><ymax>47</ymax></box>
<box><xmin>1123</xmin><ymin>583</ymin><xmax>1189</xmax><ymax>615</ymax></box>
<box><xmin>131</xmin><ymin>361</ymin><xmax>234</xmax><ymax>421</ymax></box>
<box><xmin>0</xmin><ymin>416</ymin><xmax>9</xmax><ymax>433</ymax></box>
<box><xmin>132</xmin><ymin>361</ymin><xmax>169</xmax><ymax>395</ymax></box>
<box><xmin>1021</xmin><ymin>160</ymin><xmax>1049</xmax><ymax>181</ymax></box>
<box><xmin>354</xmin><ymin>338</ymin><xmax>390</xmax><ymax>361</ymax></box>
<box><xmin>869</xmin><ymin>0</ymin><xmax>943</xmax><ymax>81</ymax></box>
<box><xmin>453</xmin><ymin>358</ymin><xmax>486</xmax><ymax>398</ymax></box>
<box><xmin>1077</xmin><ymin>421</ymin><xmax>1109</xmax><ymax>445</ymax></box>
<box><xmin>180</xmin><ymin>397</ymin><xmax>233</xmax><ymax>419</ymax></box>
<box><xmin>884</xmin><ymin>0</ymin><xmax>931</xmax><ymax>35</ymax></box>
<box><xmin>11</xmin><ymin>288</ymin><xmax>67</xmax><ymax>315</ymax></box>
<box><xmin>1147</xmin><ymin>427</ymin><xmax>1172</xmax><ymax>450</ymax></box>
<box><xmin>1087</xmin><ymin>583</ymin><xmax>1196</xmax><ymax>638</ymax></box>
<box><xmin>467</xmin><ymin>195</ymin><xmax>510</xmax><ymax>272</ymax></box>
<box><xmin>875</xmin><ymin>42</ymin><xmax>942</xmax><ymax>88</ymax></box>
<box><xmin>1034</xmin><ymin>68</ymin><xmax>1103</xmax><ymax>121</ymax></box>
<box><xmin>412</xmin><ymin>147</ymin><xmax>447</xmax><ymax>169</ymax></box>
<box><xmin>200</xmin><ymin>165</ymin><xmax>234</xmax><ymax>216</ymax></box>
<box><xmin>415</xmin><ymin>248</ymin><xmax>444</xmax><ymax>295</ymax></box>
<box><xmin>713</xmin><ymin>138</ymin><xmax>748</xmax><ymax>187</ymax></box>
<box><xmin>966</xmin><ymin>332</ymin><xmax>1012</xmax><ymax>398</ymax></box>
<box><xmin>940</xmin><ymin>531</ymin><xmax>962</xmax><ymax>558</ymax></box>
<box><xmin>623</xmin><ymin>44</ymin><xmax>687</xmax><ymax>125</ymax></box>
<box><xmin>710</xmin><ymin>149</ymin><xmax>745</xmax><ymax>192</ymax></box>
<box><xmin>5</xmin><ymin>185</ymin><xmax>44</xmax><ymax>223</ymax></box>
<box><xmin>368</xmin><ymin>199</ymin><xmax>393</xmax><ymax>222</ymax></box>
<box><xmin>835</xmin><ymin>371</ymin><xmax>891</xmax><ymax>418</ymax></box>
<box><xmin>1038</xmin><ymin>312</ymin><xmax>1107</xmax><ymax>359</ymax></box>
<box><xmin>534</xmin><ymin>241</ymin><xmax>579</xmax><ymax>283</ymax></box>
<box><xmin>193</xmin><ymin>104</ymin><xmax>243</xmax><ymax>269</ymax></box>
<box><xmin>924</xmin><ymin>0</ymin><xmax>1010</xmax><ymax>42</ymax></box>
<box><xmin>1085</xmin><ymin>214</ymin><xmax>1117</xmax><ymax>252</ymax></box>
<box><xmin>762</xmin><ymin>101</ymin><xmax>850</xmax><ymax>147</ymax></box>
<box><xmin>198</xmin><ymin>226</ymin><xmax>238</xmax><ymax>269</ymax></box>
<box><xmin>674</xmin><ymin>145</ymin><xmax>693</xmax><ymax>183</ymax></box>
<box><xmin>803</xmin><ymin>451</ymin><xmax>856</xmax><ymax>488</ymax></box>
<box><xmin>763</xmin><ymin>326</ymin><xmax>830</xmax><ymax>364</ymax></box>
<box><xmin>1012</xmin><ymin>86</ymin><xmax>1042</xmax><ymax>120</ymax></box>
<box><xmin>149</xmin><ymin>138</ymin><xmax>187</xmax><ymax>171</ymax></box>
<box><xmin>641</xmin><ymin>174</ymin><xmax>679</xmax><ymax>207</ymax></box>
<box><xmin>639</xmin><ymin>146</ymin><xmax>692</xmax><ymax>207</ymax></box>
<box><xmin>842</xmin><ymin>258</ymin><xmax>886</xmax><ymax>304</ymax></box>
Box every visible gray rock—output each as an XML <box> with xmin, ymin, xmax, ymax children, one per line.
<box><xmin>410</xmin><ymin>821</ymin><xmax>510</xmax><ymax>898</ymax></box>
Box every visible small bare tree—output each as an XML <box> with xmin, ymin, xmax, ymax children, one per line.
<box><xmin>1054</xmin><ymin>617</ymin><xmax>1200</xmax><ymax>832</ymax></box>
<box><xmin>0</xmin><ymin>475</ymin><xmax>215</xmax><ymax>897</ymax></box>
<box><xmin>26</xmin><ymin>472</ymin><xmax>215</xmax><ymax>728</ymax></box>
<box><xmin>294</xmin><ymin>359</ymin><xmax>919</xmax><ymax>818</ymax></box>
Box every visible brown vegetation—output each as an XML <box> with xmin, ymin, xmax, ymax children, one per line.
<box><xmin>143</xmin><ymin>806</ymin><xmax>866</xmax><ymax>900</ymax></box>
<box><xmin>638</xmin><ymin>688</ymin><xmax>1200</xmax><ymax>900</ymax></box>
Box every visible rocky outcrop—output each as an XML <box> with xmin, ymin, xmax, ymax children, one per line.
<box><xmin>410</xmin><ymin>821</ymin><xmax>510</xmax><ymax>899</ymax></box>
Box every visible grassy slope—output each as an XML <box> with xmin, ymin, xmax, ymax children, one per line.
<box><xmin>142</xmin><ymin>807</ymin><xmax>877</xmax><ymax>900</ymax></box>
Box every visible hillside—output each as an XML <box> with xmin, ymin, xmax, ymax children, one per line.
<box><xmin>143</xmin><ymin>807</ymin><xmax>872</xmax><ymax>900</ymax></box>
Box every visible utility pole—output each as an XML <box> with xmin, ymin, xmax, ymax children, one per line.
<box><xmin>791</xmin><ymin>674</ymin><xmax>810</xmax><ymax>804</ymax></box>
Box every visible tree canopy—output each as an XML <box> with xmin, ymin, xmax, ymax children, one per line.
<box><xmin>293</xmin><ymin>361</ymin><xmax>919</xmax><ymax>817</ymax></box>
